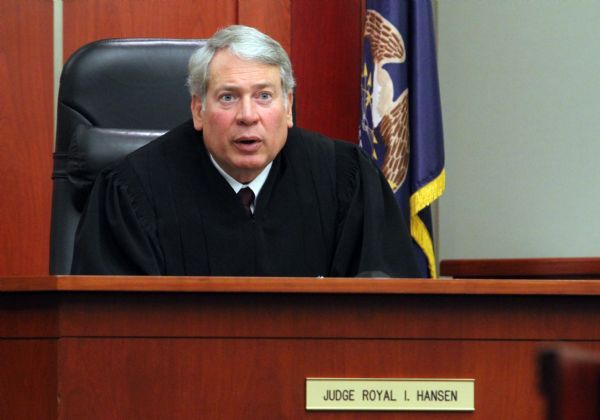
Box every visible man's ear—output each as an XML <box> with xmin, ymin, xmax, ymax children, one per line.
<box><xmin>191</xmin><ymin>95</ymin><xmax>203</xmax><ymax>131</ymax></box>
<box><xmin>286</xmin><ymin>92</ymin><xmax>294</xmax><ymax>128</ymax></box>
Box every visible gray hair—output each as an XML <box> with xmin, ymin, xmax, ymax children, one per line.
<box><xmin>187</xmin><ymin>25</ymin><xmax>295</xmax><ymax>104</ymax></box>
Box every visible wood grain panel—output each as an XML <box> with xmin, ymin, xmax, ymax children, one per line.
<box><xmin>238</xmin><ymin>0</ymin><xmax>291</xmax><ymax>53</ymax></box>
<box><xmin>63</xmin><ymin>0</ymin><xmax>237</xmax><ymax>61</ymax></box>
<box><xmin>54</xmin><ymin>292</ymin><xmax>600</xmax><ymax>340</ymax></box>
<box><xmin>0</xmin><ymin>340</ymin><xmax>57</xmax><ymax>419</ymax></box>
<box><xmin>291</xmin><ymin>0</ymin><xmax>362</xmax><ymax>142</ymax></box>
<box><xmin>0</xmin><ymin>0</ymin><xmax>53</xmax><ymax>275</ymax></box>
<box><xmin>57</xmin><ymin>338</ymin><xmax>600</xmax><ymax>419</ymax></box>
<box><xmin>2</xmin><ymin>280</ymin><xmax>600</xmax><ymax>418</ymax></box>
<box><xmin>0</xmin><ymin>293</ymin><xmax>58</xmax><ymax>337</ymax></box>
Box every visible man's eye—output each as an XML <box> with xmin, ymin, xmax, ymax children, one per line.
<box><xmin>258</xmin><ymin>92</ymin><xmax>272</xmax><ymax>101</ymax></box>
<box><xmin>220</xmin><ymin>94</ymin><xmax>235</xmax><ymax>102</ymax></box>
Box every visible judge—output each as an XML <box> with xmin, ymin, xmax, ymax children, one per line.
<box><xmin>71</xmin><ymin>25</ymin><xmax>420</xmax><ymax>277</ymax></box>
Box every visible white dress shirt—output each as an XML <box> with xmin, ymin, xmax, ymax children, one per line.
<box><xmin>209</xmin><ymin>154</ymin><xmax>272</xmax><ymax>214</ymax></box>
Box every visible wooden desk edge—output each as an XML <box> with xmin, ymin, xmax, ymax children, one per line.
<box><xmin>1</xmin><ymin>276</ymin><xmax>600</xmax><ymax>296</ymax></box>
<box><xmin>440</xmin><ymin>257</ymin><xmax>600</xmax><ymax>278</ymax></box>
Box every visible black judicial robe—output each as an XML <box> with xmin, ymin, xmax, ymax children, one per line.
<box><xmin>71</xmin><ymin>120</ymin><xmax>420</xmax><ymax>277</ymax></box>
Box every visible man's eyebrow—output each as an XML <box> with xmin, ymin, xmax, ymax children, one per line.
<box><xmin>252</xmin><ymin>82</ymin><xmax>277</xmax><ymax>90</ymax></box>
<box><xmin>214</xmin><ymin>84</ymin><xmax>239</xmax><ymax>91</ymax></box>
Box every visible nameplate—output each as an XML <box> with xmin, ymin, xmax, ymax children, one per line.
<box><xmin>306</xmin><ymin>378</ymin><xmax>475</xmax><ymax>411</ymax></box>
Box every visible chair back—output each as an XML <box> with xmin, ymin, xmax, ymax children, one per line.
<box><xmin>50</xmin><ymin>38</ymin><xmax>204</xmax><ymax>274</ymax></box>
<box><xmin>538</xmin><ymin>345</ymin><xmax>600</xmax><ymax>420</ymax></box>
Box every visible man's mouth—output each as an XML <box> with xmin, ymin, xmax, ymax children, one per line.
<box><xmin>234</xmin><ymin>135</ymin><xmax>260</xmax><ymax>143</ymax></box>
<box><xmin>233</xmin><ymin>137</ymin><xmax>262</xmax><ymax>152</ymax></box>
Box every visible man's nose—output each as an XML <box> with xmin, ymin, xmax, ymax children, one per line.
<box><xmin>237</xmin><ymin>97</ymin><xmax>259</xmax><ymax>125</ymax></box>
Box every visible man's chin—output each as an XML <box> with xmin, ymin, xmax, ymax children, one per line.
<box><xmin>233</xmin><ymin>156</ymin><xmax>269</xmax><ymax>170</ymax></box>
<box><xmin>229</xmin><ymin>159</ymin><xmax>269</xmax><ymax>182</ymax></box>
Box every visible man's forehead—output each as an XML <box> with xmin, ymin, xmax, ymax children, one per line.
<box><xmin>207</xmin><ymin>50</ymin><xmax>282</xmax><ymax>89</ymax></box>
<box><xmin>209</xmin><ymin>49</ymin><xmax>279</xmax><ymax>72</ymax></box>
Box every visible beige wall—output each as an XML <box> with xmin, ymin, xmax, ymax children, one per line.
<box><xmin>437</xmin><ymin>0</ymin><xmax>600</xmax><ymax>260</ymax></box>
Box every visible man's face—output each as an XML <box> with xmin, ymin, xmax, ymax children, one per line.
<box><xmin>191</xmin><ymin>49</ymin><xmax>293</xmax><ymax>184</ymax></box>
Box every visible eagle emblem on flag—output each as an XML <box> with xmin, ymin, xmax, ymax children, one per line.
<box><xmin>360</xmin><ymin>10</ymin><xmax>409</xmax><ymax>193</ymax></box>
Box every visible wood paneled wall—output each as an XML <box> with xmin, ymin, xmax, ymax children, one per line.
<box><xmin>62</xmin><ymin>0</ymin><xmax>237</xmax><ymax>60</ymax></box>
<box><xmin>0</xmin><ymin>0</ymin><xmax>362</xmax><ymax>275</ymax></box>
<box><xmin>292</xmin><ymin>0</ymin><xmax>363</xmax><ymax>141</ymax></box>
<box><xmin>0</xmin><ymin>1</ymin><xmax>54</xmax><ymax>276</ymax></box>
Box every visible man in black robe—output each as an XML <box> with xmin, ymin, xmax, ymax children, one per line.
<box><xmin>71</xmin><ymin>25</ymin><xmax>420</xmax><ymax>278</ymax></box>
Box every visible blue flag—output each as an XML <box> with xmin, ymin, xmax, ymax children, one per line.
<box><xmin>360</xmin><ymin>0</ymin><xmax>445</xmax><ymax>278</ymax></box>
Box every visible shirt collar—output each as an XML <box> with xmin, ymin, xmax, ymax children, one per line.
<box><xmin>209</xmin><ymin>154</ymin><xmax>272</xmax><ymax>200</ymax></box>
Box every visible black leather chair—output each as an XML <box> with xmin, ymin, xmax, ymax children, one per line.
<box><xmin>50</xmin><ymin>39</ymin><xmax>205</xmax><ymax>274</ymax></box>
<box><xmin>538</xmin><ymin>345</ymin><xmax>600</xmax><ymax>420</ymax></box>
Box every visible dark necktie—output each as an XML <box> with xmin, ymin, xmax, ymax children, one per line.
<box><xmin>237</xmin><ymin>187</ymin><xmax>255</xmax><ymax>216</ymax></box>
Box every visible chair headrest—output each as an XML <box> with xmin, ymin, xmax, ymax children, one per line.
<box><xmin>58</xmin><ymin>39</ymin><xmax>204</xmax><ymax>131</ymax></box>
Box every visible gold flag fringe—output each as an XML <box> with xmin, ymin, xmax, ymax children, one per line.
<box><xmin>409</xmin><ymin>169</ymin><xmax>446</xmax><ymax>278</ymax></box>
